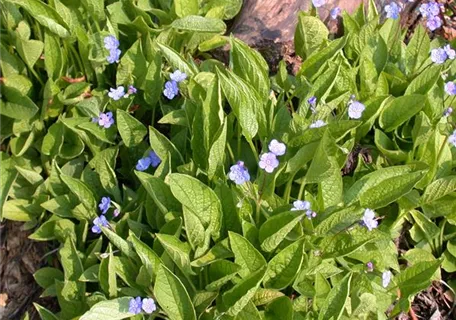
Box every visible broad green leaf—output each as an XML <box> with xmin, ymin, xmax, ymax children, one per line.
<box><xmin>421</xmin><ymin>176</ymin><xmax>456</xmax><ymax>204</ymax></box>
<box><xmin>59</xmin><ymin>238</ymin><xmax>84</xmax><ymax>281</ymax></box>
<box><xmin>359</xmin><ymin>171</ymin><xmax>425</xmax><ymax>209</ymax></box>
<box><xmin>405</xmin><ymin>25</ymin><xmax>430</xmax><ymax>75</ymax></box>
<box><xmin>183</xmin><ymin>205</ymin><xmax>207</xmax><ymax>250</ymax></box>
<box><xmin>305</xmin><ymin>130</ymin><xmax>337</xmax><ymax>183</ymax></box>
<box><xmin>206</xmin><ymin>260</ymin><xmax>241</xmax><ymax>291</ymax></box>
<box><xmin>405</xmin><ymin>65</ymin><xmax>442</xmax><ymax>95</ymax></box>
<box><xmin>222</xmin><ymin>266</ymin><xmax>266</xmax><ymax>317</ymax></box>
<box><xmin>154</xmin><ymin>265</ymin><xmax>197</xmax><ymax>320</ymax></box>
<box><xmin>191</xmin><ymin>238</ymin><xmax>233</xmax><ymax>267</ymax></box>
<box><xmin>229</xmin><ymin>231</ymin><xmax>266</xmax><ymax>278</ymax></box>
<box><xmin>116</xmin><ymin>39</ymin><xmax>147</xmax><ymax>86</ymax></box>
<box><xmin>231</xmin><ymin>37</ymin><xmax>270</xmax><ymax>99</ymax></box>
<box><xmin>130</xmin><ymin>233</ymin><xmax>162</xmax><ymax>279</ymax></box>
<box><xmin>294</xmin><ymin>14</ymin><xmax>329</xmax><ymax>60</ymax></box>
<box><xmin>149</xmin><ymin>126</ymin><xmax>184</xmax><ymax>167</ymax></box>
<box><xmin>0</xmin><ymin>87</ymin><xmax>39</xmax><ymax>120</ymax></box>
<box><xmin>264</xmin><ymin>296</ymin><xmax>293</xmax><ymax>320</ymax></box>
<box><xmin>136</xmin><ymin>171</ymin><xmax>180</xmax><ymax>213</ymax></box>
<box><xmin>81</xmin><ymin>0</ymin><xmax>105</xmax><ymax>21</ymax></box>
<box><xmin>263</xmin><ymin>240</ymin><xmax>304</xmax><ymax>289</ymax></box>
<box><xmin>207</xmin><ymin>120</ymin><xmax>227</xmax><ymax>180</ymax></box>
<box><xmin>3</xmin><ymin>199</ymin><xmax>35</xmax><ymax>221</ymax></box>
<box><xmin>380</xmin><ymin>95</ymin><xmax>426</xmax><ymax>132</ymax></box>
<box><xmin>172</xmin><ymin>16</ymin><xmax>226</xmax><ymax>33</ymax></box>
<box><xmin>44</xmin><ymin>31</ymin><xmax>63</xmax><ymax>80</ymax></box>
<box><xmin>174</xmin><ymin>0</ymin><xmax>198</xmax><ymax>17</ymax></box>
<box><xmin>251</xmin><ymin>289</ymin><xmax>284</xmax><ymax>306</ymax></box>
<box><xmin>80</xmin><ymin>297</ymin><xmax>134</xmax><ymax>320</ymax></box>
<box><xmin>102</xmin><ymin>228</ymin><xmax>139</xmax><ymax>260</ymax></box>
<box><xmin>79</xmin><ymin>264</ymin><xmax>100</xmax><ymax>282</ymax></box>
<box><xmin>60</xmin><ymin>174</ymin><xmax>97</xmax><ymax>213</ymax></box>
<box><xmin>320</xmin><ymin>228</ymin><xmax>381</xmax><ymax>259</ymax></box>
<box><xmin>42</xmin><ymin>121</ymin><xmax>64</xmax><ymax>156</ymax></box>
<box><xmin>259</xmin><ymin>212</ymin><xmax>304</xmax><ymax>252</ymax></box>
<box><xmin>99</xmin><ymin>245</ymin><xmax>117</xmax><ymax>298</ymax></box>
<box><xmin>157</xmin><ymin>43</ymin><xmax>197</xmax><ymax>76</ymax></box>
<box><xmin>16</xmin><ymin>38</ymin><xmax>44</xmax><ymax>69</ymax></box>
<box><xmin>34</xmin><ymin>304</ymin><xmax>59</xmax><ymax>320</ymax></box>
<box><xmin>410</xmin><ymin>210</ymin><xmax>440</xmax><ymax>241</ymax></box>
<box><xmin>9</xmin><ymin>0</ymin><xmax>70</xmax><ymax>37</ymax></box>
<box><xmin>34</xmin><ymin>267</ymin><xmax>64</xmax><ymax>289</ymax></box>
<box><xmin>318</xmin><ymin>272</ymin><xmax>352</xmax><ymax>320</ymax></box>
<box><xmin>168</xmin><ymin>173</ymin><xmax>222</xmax><ymax>240</ymax></box>
<box><xmin>116</xmin><ymin>109</ymin><xmax>147</xmax><ymax>148</ymax></box>
<box><xmin>217</xmin><ymin>69</ymin><xmax>260</xmax><ymax>140</ymax></box>
<box><xmin>396</xmin><ymin>259</ymin><xmax>441</xmax><ymax>298</ymax></box>
<box><xmin>156</xmin><ymin>233</ymin><xmax>195</xmax><ymax>276</ymax></box>
<box><xmin>314</xmin><ymin>206</ymin><xmax>364</xmax><ymax>236</ymax></box>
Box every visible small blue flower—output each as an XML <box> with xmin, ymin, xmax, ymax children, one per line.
<box><xmin>268</xmin><ymin>139</ymin><xmax>286</xmax><ymax>156</ymax></box>
<box><xmin>427</xmin><ymin>16</ymin><xmax>442</xmax><ymax>31</ymax></box>
<box><xmin>308</xmin><ymin>96</ymin><xmax>317</xmax><ymax>113</ymax></box>
<box><xmin>129</xmin><ymin>297</ymin><xmax>142</xmax><ymax>315</ymax></box>
<box><xmin>362</xmin><ymin>208</ymin><xmax>378</xmax><ymax>231</ymax></box>
<box><xmin>258</xmin><ymin>152</ymin><xmax>279</xmax><ymax>173</ymax></box>
<box><xmin>366</xmin><ymin>262</ymin><xmax>374</xmax><ymax>272</ymax></box>
<box><xmin>419</xmin><ymin>2</ymin><xmax>440</xmax><ymax>18</ymax></box>
<box><xmin>108</xmin><ymin>86</ymin><xmax>125</xmax><ymax>100</ymax></box>
<box><xmin>348</xmin><ymin>100</ymin><xmax>366</xmax><ymax>119</ymax></box>
<box><xmin>98</xmin><ymin>197</ymin><xmax>111</xmax><ymax>214</ymax></box>
<box><xmin>163</xmin><ymin>80</ymin><xmax>179</xmax><ymax>100</ymax></box>
<box><xmin>312</xmin><ymin>0</ymin><xmax>325</xmax><ymax>8</ymax></box>
<box><xmin>104</xmin><ymin>35</ymin><xmax>119</xmax><ymax>51</ymax></box>
<box><xmin>330</xmin><ymin>7</ymin><xmax>341</xmax><ymax>19</ymax></box>
<box><xmin>445</xmin><ymin>81</ymin><xmax>456</xmax><ymax>95</ymax></box>
<box><xmin>148</xmin><ymin>151</ymin><xmax>161</xmax><ymax>167</ymax></box>
<box><xmin>291</xmin><ymin>200</ymin><xmax>310</xmax><ymax>211</ymax></box>
<box><xmin>136</xmin><ymin>156</ymin><xmax>152</xmax><ymax>171</ymax></box>
<box><xmin>309</xmin><ymin>120</ymin><xmax>326</xmax><ymax>128</ymax></box>
<box><xmin>142</xmin><ymin>298</ymin><xmax>157</xmax><ymax>314</ymax></box>
<box><xmin>128</xmin><ymin>85</ymin><xmax>137</xmax><ymax>95</ymax></box>
<box><xmin>385</xmin><ymin>2</ymin><xmax>401</xmax><ymax>19</ymax></box>
<box><xmin>97</xmin><ymin>112</ymin><xmax>115</xmax><ymax>129</ymax></box>
<box><xmin>107</xmin><ymin>48</ymin><xmax>121</xmax><ymax>64</ymax></box>
<box><xmin>228</xmin><ymin>161</ymin><xmax>250</xmax><ymax>185</ymax></box>
<box><xmin>431</xmin><ymin>47</ymin><xmax>448</xmax><ymax>64</ymax></box>
<box><xmin>449</xmin><ymin>130</ymin><xmax>456</xmax><ymax>147</ymax></box>
<box><xmin>91</xmin><ymin>215</ymin><xmax>108</xmax><ymax>234</ymax></box>
<box><xmin>443</xmin><ymin>107</ymin><xmax>453</xmax><ymax>117</ymax></box>
<box><xmin>382</xmin><ymin>270</ymin><xmax>392</xmax><ymax>288</ymax></box>
<box><xmin>113</xmin><ymin>208</ymin><xmax>120</xmax><ymax>217</ymax></box>
<box><xmin>170</xmin><ymin>70</ymin><xmax>187</xmax><ymax>83</ymax></box>
<box><xmin>444</xmin><ymin>45</ymin><xmax>456</xmax><ymax>60</ymax></box>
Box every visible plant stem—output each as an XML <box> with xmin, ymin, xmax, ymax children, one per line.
<box><xmin>248</xmin><ymin>139</ymin><xmax>259</xmax><ymax>162</ymax></box>
<box><xmin>297</xmin><ymin>178</ymin><xmax>306</xmax><ymax>200</ymax></box>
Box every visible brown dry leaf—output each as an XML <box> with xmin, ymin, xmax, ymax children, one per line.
<box><xmin>0</xmin><ymin>293</ymin><xmax>8</xmax><ymax>307</ymax></box>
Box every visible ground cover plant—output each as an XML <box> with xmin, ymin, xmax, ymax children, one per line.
<box><xmin>2</xmin><ymin>0</ymin><xmax>456</xmax><ymax>319</ymax></box>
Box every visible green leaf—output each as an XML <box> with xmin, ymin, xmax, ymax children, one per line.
<box><xmin>34</xmin><ymin>304</ymin><xmax>59</xmax><ymax>320</ymax></box>
<box><xmin>79</xmin><ymin>264</ymin><xmax>100</xmax><ymax>282</ymax></box>
<box><xmin>149</xmin><ymin>126</ymin><xmax>184</xmax><ymax>168</ymax></box>
<box><xmin>157</xmin><ymin>43</ymin><xmax>197</xmax><ymax>76</ymax></box>
<box><xmin>359</xmin><ymin>171</ymin><xmax>425</xmax><ymax>209</ymax></box>
<box><xmin>171</xmin><ymin>15</ymin><xmax>226</xmax><ymax>33</ymax></box>
<box><xmin>410</xmin><ymin>210</ymin><xmax>440</xmax><ymax>241</ymax></box>
<box><xmin>80</xmin><ymin>297</ymin><xmax>134</xmax><ymax>320</ymax></box>
<box><xmin>231</xmin><ymin>37</ymin><xmax>270</xmax><ymax>99</ymax></box>
<box><xmin>264</xmin><ymin>296</ymin><xmax>293</xmax><ymax>320</ymax></box>
<box><xmin>174</xmin><ymin>0</ymin><xmax>198</xmax><ymax>17</ymax></box>
<box><xmin>154</xmin><ymin>264</ymin><xmax>197</xmax><ymax>320</ymax></box>
<box><xmin>9</xmin><ymin>0</ymin><xmax>70</xmax><ymax>37</ymax></box>
<box><xmin>222</xmin><ymin>266</ymin><xmax>266</xmax><ymax>317</ymax></box>
<box><xmin>294</xmin><ymin>14</ymin><xmax>329</xmax><ymax>60</ymax></box>
<box><xmin>229</xmin><ymin>232</ymin><xmax>266</xmax><ymax>278</ymax></box>
<box><xmin>136</xmin><ymin>171</ymin><xmax>180</xmax><ymax>213</ymax></box>
<box><xmin>44</xmin><ymin>31</ymin><xmax>63</xmax><ymax>80</ymax></box>
<box><xmin>396</xmin><ymin>259</ymin><xmax>441</xmax><ymax>298</ymax></box>
<box><xmin>405</xmin><ymin>65</ymin><xmax>442</xmax><ymax>95</ymax></box>
<box><xmin>207</xmin><ymin>120</ymin><xmax>227</xmax><ymax>180</ymax></box>
<box><xmin>320</xmin><ymin>228</ymin><xmax>381</xmax><ymax>259</ymax></box>
<box><xmin>60</xmin><ymin>174</ymin><xmax>97</xmax><ymax>213</ymax></box>
<box><xmin>99</xmin><ymin>245</ymin><xmax>117</xmax><ymax>298</ymax></box>
<box><xmin>156</xmin><ymin>233</ymin><xmax>195</xmax><ymax>276</ymax></box>
<box><xmin>34</xmin><ymin>267</ymin><xmax>64</xmax><ymax>289</ymax></box>
<box><xmin>421</xmin><ymin>176</ymin><xmax>456</xmax><ymax>204</ymax></box>
<box><xmin>116</xmin><ymin>109</ymin><xmax>147</xmax><ymax>148</ymax></box>
<box><xmin>259</xmin><ymin>212</ymin><xmax>304</xmax><ymax>252</ymax></box>
<box><xmin>405</xmin><ymin>25</ymin><xmax>430</xmax><ymax>75</ymax></box>
<box><xmin>130</xmin><ymin>233</ymin><xmax>162</xmax><ymax>279</ymax></box>
<box><xmin>305</xmin><ymin>130</ymin><xmax>337</xmax><ymax>183</ymax></box>
<box><xmin>81</xmin><ymin>0</ymin><xmax>105</xmax><ymax>22</ymax></box>
<box><xmin>16</xmin><ymin>38</ymin><xmax>44</xmax><ymax>69</ymax></box>
<box><xmin>380</xmin><ymin>95</ymin><xmax>426</xmax><ymax>132</ymax></box>
<box><xmin>318</xmin><ymin>272</ymin><xmax>352</xmax><ymax>320</ymax></box>
<box><xmin>168</xmin><ymin>173</ymin><xmax>222</xmax><ymax>240</ymax></box>
<box><xmin>116</xmin><ymin>39</ymin><xmax>147</xmax><ymax>86</ymax></box>
<box><xmin>314</xmin><ymin>206</ymin><xmax>364</xmax><ymax>236</ymax></box>
<box><xmin>102</xmin><ymin>228</ymin><xmax>139</xmax><ymax>260</ymax></box>
<box><xmin>206</xmin><ymin>260</ymin><xmax>241</xmax><ymax>291</ymax></box>
<box><xmin>217</xmin><ymin>69</ymin><xmax>260</xmax><ymax>140</ymax></box>
<box><xmin>59</xmin><ymin>238</ymin><xmax>84</xmax><ymax>281</ymax></box>
<box><xmin>263</xmin><ymin>240</ymin><xmax>304</xmax><ymax>290</ymax></box>
<box><xmin>42</xmin><ymin>121</ymin><xmax>64</xmax><ymax>156</ymax></box>
<box><xmin>0</xmin><ymin>87</ymin><xmax>39</xmax><ymax>120</ymax></box>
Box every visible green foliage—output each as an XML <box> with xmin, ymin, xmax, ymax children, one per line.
<box><xmin>2</xmin><ymin>1</ymin><xmax>456</xmax><ymax>319</ymax></box>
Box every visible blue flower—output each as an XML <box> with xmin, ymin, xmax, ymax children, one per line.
<box><xmin>431</xmin><ymin>47</ymin><xmax>448</xmax><ymax>64</ymax></box>
<box><xmin>366</xmin><ymin>262</ymin><xmax>374</xmax><ymax>272</ymax></box>
<box><xmin>128</xmin><ymin>85</ymin><xmax>137</xmax><ymax>94</ymax></box>
<box><xmin>382</xmin><ymin>271</ymin><xmax>392</xmax><ymax>288</ymax></box>
<box><xmin>362</xmin><ymin>208</ymin><xmax>378</xmax><ymax>231</ymax></box>
<box><xmin>148</xmin><ymin>151</ymin><xmax>161</xmax><ymax>167</ymax></box>
<box><xmin>135</xmin><ymin>157</ymin><xmax>152</xmax><ymax>171</ymax></box>
<box><xmin>98</xmin><ymin>197</ymin><xmax>111</xmax><ymax>214</ymax></box>
<box><xmin>113</xmin><ymin>208</ymin><xmax>120</xmax><ymax>217</ymax></box>
<box><xmin>170</xmin><ymin>70</ymin><xmax>187</xmax><ymax>83</ymax></box>
<box><xmin>309</xmin><ymin>120</ymin><xmax>326</xmax><ymax>128</ymax></box>
<box><xmin>104</xmin><ymin>35</ymin><xmax>119</xmax><ymax>51</ymax></box>
<box><xmin>91</xmin><ymin>215</ymin><xmax>108</xmax><ymax>234</ymax></box>
<box><xmin>129</xmin><ymin>297</ymin><xmax>142</xmax><ymax>315</ymax></box>
<box><xmin>443</xmin><ymin>107</ymin><xmax>453</xmax><ymax>117</ymax></box>
<box><xmin>108</xmin><ymin>86</ymin><xmax>125</xmax><ymax>100</ymax></box>
<box><xmin>419</xmin><ymin>2</ymin><xmax>440</xmax><ymax>18</ymax></box>
<box><xmin>445</xmin><ymin>81</ymin><xmax>456</xmax><ymax>95</ymax></box>
<box><xmin>291</xmin><ymin>200</ymin><xmax>310</xmax><ymax>211</ymax></box>
<box><xmin>330</xmin><ymin>7</ymin><xmax>341</xmax><ymax>19</ymax></box>
<box><xmin>163</xmin><ymin>80</ymin><xmax>179</xmax><ymax>99</ymax></box>
<box><xmin>348</xmin><ymin>100</ymin><xmax>366</xmax><ymax>119</ymax></box>
<box><xmin>97</xmin><ymin>112</ymin><xmax>115</xmax><ymax>129</ymax></box>
<box><xmin>385</xmin><ymin>2</ymin><xmax>401</xmax><ymax>19</ymax></box>
<box><xmin>258</xmin><ymin>152</ymin><xmax>279</xmax><ymax>173</ymax></box>
<box><xmin>268</xmin><ymin>139</ymin><xmax>286</xmax><ymax>156</ymax></box>
<box><xmin>142</xmin><ymin>298</ymin><xmax>157</xmax><ymax>314</ymax></box>
<box><xmin>308</xmin><ymin>96</ymin><xmax>317</xmax><ymax>113</ymax></box>
<box><xmin>444</xmin><ymin>45</ymin><xmax>456</xmax><ymax>60</ymax></box>
<box><xmin>449</xmin><ymin>130</ymin><xmax>456</xmax><ymax>147</ymax></box>
<box><xmin>427</xmin><ymin>16</ymin><xmax>442</xmax><ymax>31</ymax></box>
<box><xmin>228</xmin><ymin>161</ymin><xmax>250</xmax><ymax>185</ymax></box>
<box><xmin>107</xmin><ymin>48</ymin><xmax>121</xmax><ymax>64</ymax></box>
<box><xmin>312</xmin><ymin>0</ymin><xmax>325</xmax><ymax>8</ymax></box>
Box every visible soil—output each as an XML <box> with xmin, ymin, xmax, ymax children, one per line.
<box><xmin>0</xmin><ymin>221</ymin><xmax>58</xmax><ymax>319</ymax></box>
